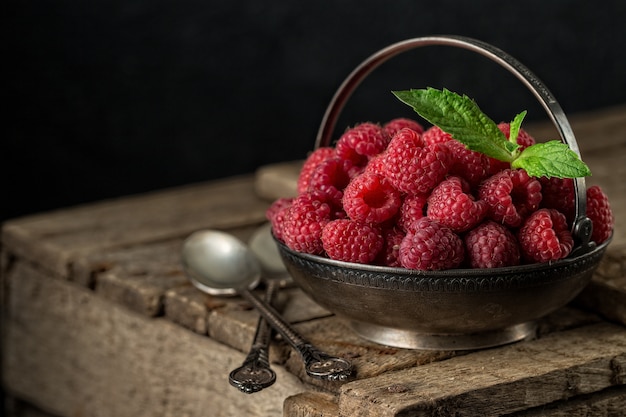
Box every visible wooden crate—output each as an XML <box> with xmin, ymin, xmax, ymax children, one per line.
<box><xmin>2</xmin><ymin>106</ymin><xmax>626</xmax><ymax>417</ymax></box>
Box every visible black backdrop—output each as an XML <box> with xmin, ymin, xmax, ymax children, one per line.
<box><xmin>4</xmin><ymin>0</ymin><xmax>626</xmax><ymax>222</ymax></box>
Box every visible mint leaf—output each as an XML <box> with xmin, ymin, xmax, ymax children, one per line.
<box><xmin>393</xmin><ymin>88</ymin><xmax>516</xmax><ymax>162</ymax></box>
<box><xmin>508</xmin><ymin>111</ymin><xmax>527</xmax><ymax>148</ymax></box>
<box><xmin>393</xmin><ymin>87</ymin><xmax>591</xmax><ymax>179</ymax></box>
<box><xmin>511</xmin><ymin>141</ymin><xmax>592</xmax><ymax>178</ymax></box>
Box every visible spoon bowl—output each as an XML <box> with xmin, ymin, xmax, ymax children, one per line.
<box><xmin>182</xmin><ymin>230</ymin><xmax>262</xmax><ymax>296</ymax></box>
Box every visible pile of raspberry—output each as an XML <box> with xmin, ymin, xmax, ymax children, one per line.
<box><xmin>267</xmin><ymin>119</ymin><xmax>614</xmax><ymax>270</ymax></box>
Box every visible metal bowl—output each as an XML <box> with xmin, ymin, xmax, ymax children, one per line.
<box><xmin>273</xmin><ymin>36</ymin><xmax>612</xmax><ymax>350</ymax></box>
<box><xmin>275</xmin><ymin>237</ymin><xmax>610</xmax><ymax>350</ymax></box>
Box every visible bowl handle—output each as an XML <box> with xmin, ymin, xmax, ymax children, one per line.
<box><xmin>314</xmin><ymin>35</ymin><xmax>594</xmax><ymax>254</ymax></box>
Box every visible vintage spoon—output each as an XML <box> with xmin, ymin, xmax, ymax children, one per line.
<box><xmin>181</xmin><ymin>229</ymin><xmax>353</xmax><ymax>381</ymax></box>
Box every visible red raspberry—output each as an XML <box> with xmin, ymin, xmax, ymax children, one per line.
<box><xmin>539</xmin><ymin>176</ymin><xmax>575</xmax><ymax>224</ymax></box>
<box><xmin>478</xmin><ymin>169</ymin><xmax>542</xmax><ymax>228</ymax></box>
<box><xmin>363</xmin><ymin>154</ymin><xmax>386</xmax><ymax>176</ymax></box>
<box><xmin>397</xmin><ymin>193</ymin><xmax>428</xmax><ymax>232</ymax></box>
<box><xmin>297</xmin><ymin>147</ymin><xmax>336</xmax><ymax>194</ymax></box>
<box><xmin>518</xmin><ymin>208</ymin><xmax>573</xmax><ymax>263</ymax></box>
<box><xmin>422</xmin><ymin>125</ymin><xmax>452</xmax><ymax>146</ymax></box>
<box><xmin>381</xmin><ymin>128</ymin><xmax>451</xmax><ymax>195</ymax></box>
<box><xmin>485</xmin><ymin>157</ymin><xmax>511</xmax><ymax>176</ymax></box>
<box><xmin>282</xmin><ymin>193</ymin><xmax>332</xmax><ymax>255</ymax></box>
<box><xmin>342</xmin><ymin>172</ymin><xmax>401</xmax><ymax>224</ymax></box>
<box><xmin>427</xmin><ymin>176</ymin><xmax>489</xmax><ymax>233</ymax></box>
<box><xmin>587</xmin><ymin>185</ymin><xmax>613</xmax><ymax>244</ymax></box>
<box><xmin>374</xmin><ymin>226</ymin><xmax>405</xmax><ymax>267</ymax></box>
<box><xmin>266</xmin><ymin>197</ymin><xmax>293</xmax><ymax>241</ymax></box>
<box><xmin>383</xmin><ymin>117</ymin><xmax>424</xmax><ymax>137</ymax></box>
<box><xmin>497</xmin><ymin>122</ymin><xmax>536</xmax><ymax>151</ymax></box>
<box><xmin>464</xmin><ymin>221</ymin><xmax>521</xmax><ymax>268</ymax></box>
<box><xmin>307</xmin><ymin>157</ymin><xmax>356</xmax><ymax>208</ymax></box>
<box><xmin>321</xmin><ymin>219</ymin><xmax>383</xmax><ymax>264</ymax></box>
<box><xmin>399</xmin><ymin>218</ymin><xmax>464</xmax><ymax>270</ymax></box>
<box><xmin>444</xmin><ymin>140</ymin><xmax>490</xmax><ymax>188</ymax></box>
<box><xmin>335</xmin><ymin>122</ymin><xmax>389</xmax><ymax>167</ymax></box>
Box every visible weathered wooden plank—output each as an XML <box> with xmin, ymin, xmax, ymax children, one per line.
<box><xmin>163</xmin><ymin>284</ymin><xmax>212</xmax><ymax>334</ymax></box>
<box><xmin>576</xmin><ymin>247</ymin><xmax>626</xmax><ymax>326</ymax></box>
<box><xmin>1</xmin><ymin>175</ymin><xmax>269</xmax><ymax>278</ymax></box>
<box><xmin>337</xmin><ymin>322</ymin><xmax>626</xmax><ymax>417</ymax></box>
<box><xmin>512</xmin><ymin>386</ymin><xmax>626</xmax><ymax>417</ymax></box>
<box><xmin>2</xmin><ymin>260</ymin><xmax>308</xmax><ymax>417</ymax></box>
<box><xmin>283</xmin><ymin>391</ymin><xmax>340</xmax><ymax>417</ymax></box>
<box><xmin>70</xmin><ymin>224</ymin><xmax>263</xmax><ymax>315</ymax></box>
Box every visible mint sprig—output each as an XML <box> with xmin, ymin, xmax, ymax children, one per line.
<box><xmin>392</xmin><ymin>87</ymin><xmax>591</xmax><ymax>179</ymax></box>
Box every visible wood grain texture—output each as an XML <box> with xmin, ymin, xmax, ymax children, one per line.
<box><xmin>2</xmin><ymin>260</ymin><xmax>308</xmax><ymax>417</ymax></box>
<box><xmin>337</xmin><ymin>323</ymin><xmax>626</xmax><ymax>417</ymax></box>
<box><xmin>1</xmin><ymin>176</ymin><xmax>269</xmax><ymax>278</ymax></box>
<box><xmin>283</xmin><ymin>391</ymin><xmax>339</xmax><ymax>417</ymax></box>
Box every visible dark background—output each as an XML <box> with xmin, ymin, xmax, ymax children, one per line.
<box><xmin>4</xmin><ymin>0</ymin><xmax>626</xmax><ymax>223</ymax></box>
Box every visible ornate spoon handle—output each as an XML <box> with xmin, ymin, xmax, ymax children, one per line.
<box><xmin>239</xmin><ymin>288</ymin><xmax>353</xmax><ymax>381</ymax></box>
<box><xmin>228</xmin><ymin>280</ymin><xmax>279</xmax><ymax>393</ymax></box>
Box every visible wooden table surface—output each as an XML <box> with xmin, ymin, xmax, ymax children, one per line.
<box><xmin>2</xmin><ymin>105</ymin><xmax>626</xmax><ymax>417</ymax></box>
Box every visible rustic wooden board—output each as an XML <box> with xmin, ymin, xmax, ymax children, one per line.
<box><xmin>1</xmin><ymin>176</ymin><xmax>270</xmax><ymax>278</ymax></box>
<box><xmin>283</xmin><ymin>387</ymin><xmax>626</xmax><ymax>417</ymax></box>
<box><xmin>283</xmin><ymin>391</ymin><xmax>340</xmax><ymax>417</ymax></box>
<box><xmin>2</xmin><ymin>260</ymin><xmax>308</xmax><ymax>417</ymax></box>
<box><xmin>576</xmin><ymin>246</ymin><xmax>626</xmax><ymax>326</ymax></box>
<box><xmin>515</xmin><ymin>386</ymin><xmax>626</xmax><ymax>417</ymax></box>
<box><xmin>337</xmin><ymin>322</ymin><xmax>626</xmax><ymax>417</ymax></box>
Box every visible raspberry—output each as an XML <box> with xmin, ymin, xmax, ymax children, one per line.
<box><xmin>297</xmin><ymin>147</ymin><xmax>336</xmax><ymax>194</ymax></box>
<box><xmin>539</xmin><ymin>176</ymin><xmax>575</xmax><ymax>224</ymax></box>
<box><xmin>342</xmin><ymin>172</ymin><xmax>401</xmax><ymax>224</ymax></box>
<box><xmin>478</xmin><ymin>169</ymin><xmax>542</xmax><ymax>228</ymax></box>
<box><xmin>335</xmin><ymin>122</ymin><xmax>389</xmax><ymax>167</ymax></box>
<box><xmin>383</xmin><ymin>117</ymin><xmax>424</xmax><ymax>137</ymax></box>
<box><xmin>266</xmin><ymin>197</ymin><xmax>293</xmax><ymax>241</ymax></box>
<box><xmin>363</xmin><ymin>154</ymin><xmax>386</xmax><ymax>176</ymax></box>
<box><xmin>381</xmin><ymin>128</ymin><xmax>451</xmax><ymax>195</ymax></box>
<box><xmin>282</xmin><ymin>193</ymin><xmax>332</xmax><ymax>254</ymax></box>
<box><xmin>321</xmin><ymin>219</ymin><xmax>383</xmax><ymax>264</ymax></box>
<box><xmin>399</xmin><ymin>218</ymin><xmax>464</xmax><ymax>270</ymax></box>
<box><xmin>422</xmin><ymin>125</ymin><xmax>452</xmax><ymax>146</ymax></box>
<box><xmin>464</xmin><ymin>221</ymin><xmax>521</xmax><ymax>268</ymax></box>
<box><xmin>374</xmin><ymin>226</ymin><xmax>405</xmax><ymax>267</ymax></box>
<box><xmin>397</xmin><ymin>193</ymin><xmax>428</xmax><ymax>232</ymax></box>
<box><xmin>485</xmin><ymin>157</ymin><xmax>511</xmax><ymax>176</ymax></box>
<box><xmin>444</xmin><ymin>140</ymin><xmax>490</xmax><ymax>188</ymax></box>
<box><xmin>518</xmin><ymin>208</ymin><xmax>573</xmax><ymax>263</ymax></box>
<box><xmin>307</xmin><ymin>157</ymin><xmax>356</xmax><ymax>208</ymax></box>
<box><xmin>427</xmin><ymin>176</ymin><xmax>488</xmax><ymax>233</ymax></box>
<box><xmin>586</xmin><ymin>185</ymin><xmax>613</xmax><ymax>244</ymax></box>
<box><xmin>497</xmin><ymin>122</ymin><xmax>536</xmax><ymax>151</ymax></box>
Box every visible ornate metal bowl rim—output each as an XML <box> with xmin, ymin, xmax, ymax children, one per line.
<box><xmin>275</xmin><ymin>235</ymin><xmax>611</xmax><ymax>293</ymax></box>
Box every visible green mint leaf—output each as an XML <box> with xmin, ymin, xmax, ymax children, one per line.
<box><xmin>393</xmin><ymin>88</ymin><xmax>515</xmax><ymax>162</ymax></box>
<box><xmin>508</xmin><ymin>111</ymin><xmax>527</xmax><ymax>148</ymax></box>
<box><xmin>511</xmin><ymin>141</ymin><xmax>592</xmax><ymax>178</ymax></box>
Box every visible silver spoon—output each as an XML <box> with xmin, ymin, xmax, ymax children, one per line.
<box><xmin>181</xmin><ymin>229</ymin><xmax>353</xmax><ymax>382</ymax></box>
